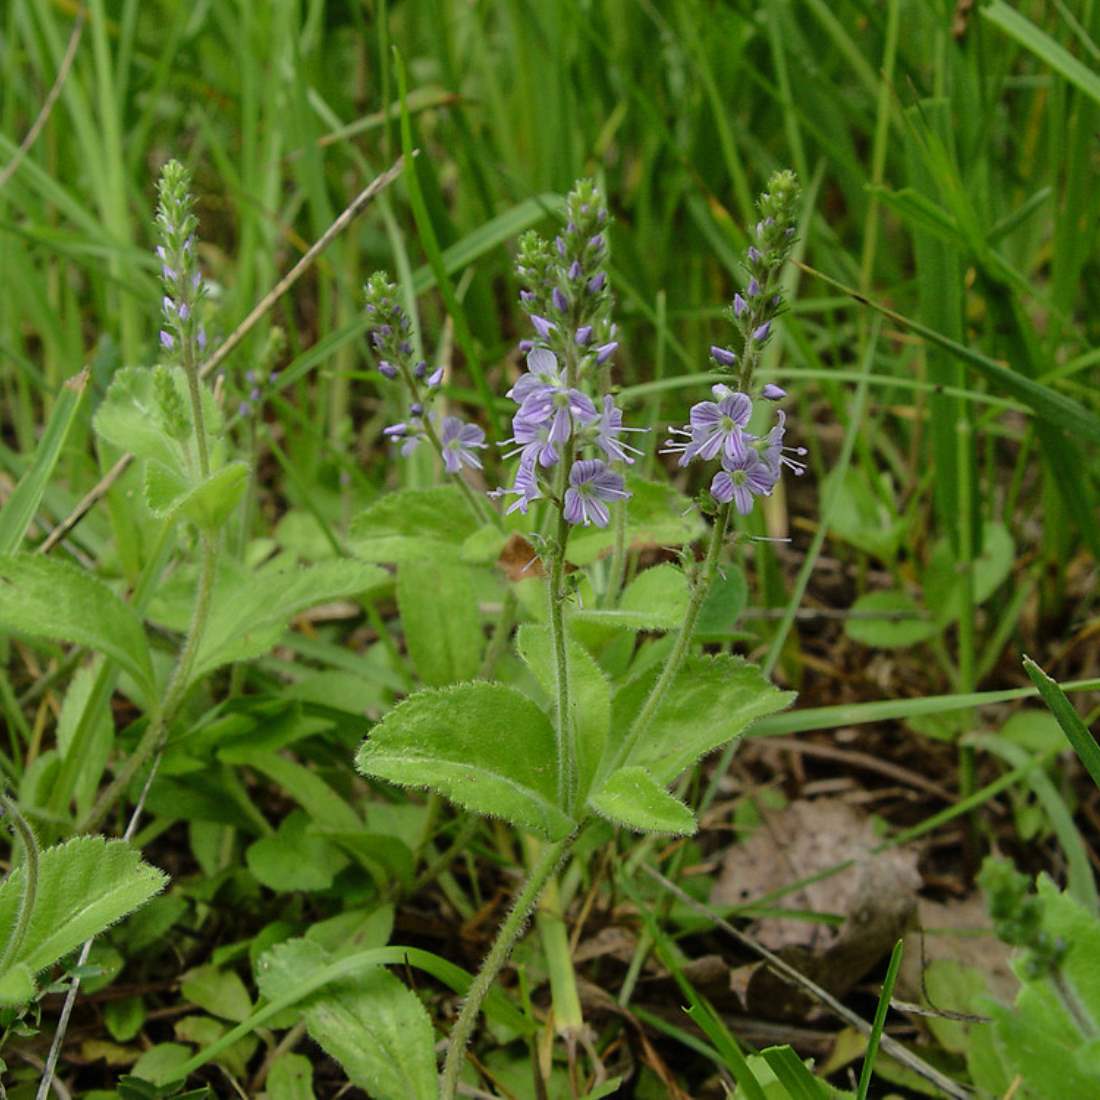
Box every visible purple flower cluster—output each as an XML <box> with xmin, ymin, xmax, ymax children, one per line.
<box><xmin>364</xmin><ymin>273</ymin><xmax>485</xmax><ymax>476</ymax></box>
<box><xmin>660</xmin><ymin>170</ymin><xmax>804</xmax><ymax>516</ymax></box>
<box><xmin>514</xmin><ymin>178</ymin><xmax>619</xmax><ymax>370</ymax></box>
<box><xmin>155</xmin><ymin>161</ymin><xmax>207</xmax><ymax>360</ymax></box>
<box><xmin>663</xmin><ymin>387</ymin><xmax>806</xmax><ymax>515</ymax></box>
<box><xmin>497</xmin><ymin>348</ymin><xmax>640</xmax><ymax>524</ymax></box>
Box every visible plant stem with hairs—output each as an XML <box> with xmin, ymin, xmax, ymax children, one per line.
<box><xmin>612</xmin><ymin>503</ymin><xmax>731</xmax><ymax>772</ymax></box>
<box><xmin>439</xmin><ymin>837</ymin><xmax>572</xmax><ymax>1099</ymax></box>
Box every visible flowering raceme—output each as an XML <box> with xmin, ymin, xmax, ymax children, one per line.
<box><xmin>362</xmin><ymin>273</ymin><xmax>486</xmax><ymax>476</ymax></box>
<box><xmin>494</xmin><ymin>180</ymin><xmax>641</xmax><ymax>527</ymax></box>
<box><xmin>663</xmin><ymin>170</ymin><xmax>805</xmax><ymax>516</ymax></box>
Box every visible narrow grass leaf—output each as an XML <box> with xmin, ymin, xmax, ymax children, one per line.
<box><xmin>856</xmin><ymin>939</ymin><xmax>903</xmax><ymax>1100</ymax></box>
<box><xmin>1024</xmin><ymin>657</ymin><xmax>1100</xmax><ymax>792</ymax></box>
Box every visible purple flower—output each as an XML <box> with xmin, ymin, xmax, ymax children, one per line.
<box><xmin>575</xmin><ymin>325</ymin><xmax>593</xmax><ymax>346</ymax></box>
<box><xmin>520</xmin><ymin>289</ymin><xmax>535</xmax><ymax>305</ymax></box>
<box><xmin>733</xmin><ymin>293</ymin><xmax>748</xmax><ymax>318</ymax></box>
<box><xmin>378</xmin><ymin>360</ymin><xmax>398</xmax><ymax>380</ymax></box>
<box><xmin>160</xmin><ymin>330</ymin><xmax>174</xmax><ymax>350</ymax></box>
<box><xmin>710</xmin><ymin>450</ymin><xmax>776</xmax><ymax>515</ymax></box>
<box><xmin>710</xmin><ymin>345</ymin><xmax>737</xmax><ymax>367</ymax></box>
<box><xmin>499</xmin><ymin>461</ymin><xmax>542</xmax><ymax>515</ymax></box>
<box><xmin>595</xmin><ymin>341</ymin><xmax>618</xmax><ymax>365</ymax></box>
<box><xmin>552</xmin><ymin>287</ymin><xmax>569</xmax><ymax>313</ymax></box>
<box><xmin>747</xmin><ymin>246</ymin><xmax>762</xmax><ymax>265</ymax></box>
<box><xmin>197</xmin><ymin>326</ymin><xmax>207</xmax><ymax>351</ymax></box>
<box><xmin>593</xmin><ymin>396</ymin><xmax>645</xmax><ymax>465</ymax></box>
<box><xmin>587</xmin><ymin>273</ymin><xmax>606</xmax><ymax>294</ymax></box>
<box><xmin>678</xmin><ymin>392</ymin><xmax>753</xmax><ymax>466</ymax></box>
<box><xmin>747</xmin><ymin>277</ymin><xmax>760</xmax><ymax>297</ymax></box>
<box><xmin>568</xmin><ymin>260</ymin><xmax>582</xmax><ymax>280</ymax></box>
<box><xmin>752</xmin><ymin>321</ymin><xmax>771</xmax><ymax>342</ymax></box>
<box><xmin>505</xmin><ymin>414</ymin><xmax>559</xmax><ymax>468</ymax></box>
<box><xmin>530</xmin><ymin>314</ymin><xmax>556</xmax><ymax>340</ymax></box>
<box><xmin>761</xmin><ymin>383</ymin><xmax>786</xmax><ymax>400</ymax></box>
<box><xmin>563</xmin><ymin>460</ymin><xmax>629</xmax><ymax>528</ymax></box>
<box><xmin>383</xmin><ymin>422</ymin><xmax>409</xmax><ymax>438</ymax></box>
<box><xmin>440</xmin><ymin>416</ymin><xmax>487</xmax><ymax>474</ymax></box>
<box><xmin>508</xmin><ymin>349</ymin><xmax>597</xmax><ymax>442</ymax></box>
<box><xmin>427</xmin><ymin>366</ymin><xmax>444</xmax><ymax>387</ymax></box>
<box><xmin>759</xmin><ymin>409</ymin><xmax>807</xmax><ymax>479</ymax></box>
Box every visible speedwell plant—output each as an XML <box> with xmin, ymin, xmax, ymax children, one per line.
<box><xmin>354</xmin><ymin>171</ymin><xmax>802</xmax><ymax>1095</ymax></box>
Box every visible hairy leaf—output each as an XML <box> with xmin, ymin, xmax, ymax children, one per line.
<box><xmin>193</xmin><ymin>559</ymin><xmax>389</xmax><ymax>680</ymax></box>
<box><xmin>0</xmin><ymin>554</ymin><xmax>154</xmax><ymax>694</ymax></box>
<box><xmin>350</xmin><ymin>485</ymin><xmax>479</xmax><ymax>563</ymax></box>
<box><xmin>589</xmin><ymin>766</ymin><xmax>696</xmax><ymax>835</ymax></box>
<box><xmin>397</xmin><ymin>559</ymin><xmax>483</xmax><ymax>685</ymax></box>
<box><xmin>357</xmin><ymin>682</ymin><xmax>572</xmax><ymax>839</ymax></box>
<box><xmin>0</xmin><ymin>837</ymin><xmax>166</xmax><ymax>995</ymax></box>
<box><xmin>94</xmin><ymin>366</ymin><xmax>224</xmax><ymax>468</ymax></box>
<box><xmin>608</xmin><ymin>655</ymin><xmax>795</xmax><ymax>784</ymax></box>
<box><xmin>257</xmin><ymin>939</ymin><xmax>436</xmax><ymax>1100</ymax></box>
<box><xmin>516</xmin><ymin>623</ymin><xmax>609</xmax><ymax>803</ymax></box>
<box><xmin>573</xmin><ymin>563</ymin><xmax>690</xmax><ymax>632</ymax></box>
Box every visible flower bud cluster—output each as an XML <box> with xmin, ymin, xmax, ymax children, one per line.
<box><xmin>155</xmin><ymin>160</ymin><xmax>207</xmax><ymax>360</ymax></box>
<box><xmin>710</xmin><ymin>168</ymin><xmax>801</xmax><ymax>393</ymax></box>
<box><xmin>364</xmin><ymin>273</ymin><xmax>485</xmax><ymax>473</ymax></box>
<box><xmin>514</xmin><ymin>178</ymin><xmax>618</xmax><ymax>369</ymax></box>
<box><xmin>664</xmin><ymin>171</ymin><xmax>804</xmax><ymax>515</ymax></box>
<box><xmin>496</xmin><ymin>180</ymin><xmax>640</xmax><ymax>527</ymax></box>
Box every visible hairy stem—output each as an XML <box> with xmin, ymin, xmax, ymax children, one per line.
<box><xmin>547</xmin><ymin>459</ymin><xmax>577</xmax><ymax>816</ymax></box>
<box><xmin>613</xmin><ymin>504</ymin><xmax>730</xmax><ymax>771</ymax></box>
<box><xmin>0</xmin><ymin>790</ymin><xmax>39</xmax><ymax>976</ymax></box>
<box><xmin>440</xmin><ymin>836</ymin><xmax>572</xmax><ymax>1098</ymax></box>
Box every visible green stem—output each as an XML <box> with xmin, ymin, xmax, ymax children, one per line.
<box><xmin>547</xmin><ymin>457</ymin><xmax>577</xmax><ymax>816</ymax></box>
<box><xmin>613</xmin><ymin>504</ymin><xmax>730</xmax><ymax>772</ymax></box>
<box><xmin>440</xmin><ymin>835</ymin><xmax>572</xmax><ymax>1099</ymax></box>
<box><xmin>78</xmin><ymin>532</ymin><xmax>218</xmax><ymax>835</ymax></box>
<box><xmin>524</xmin><ymin>837</ymin><xmax>584</xmax><ymax>1035</ymax></box>
<box><xmin>396</xmin><ymin>360</ymin><xmax>495</xmax><ymax>527</ymax></box>
<box><xmin>0</xmin><ymin>790</ymin><xmax>39</xmax><ymax>976</ymax></box>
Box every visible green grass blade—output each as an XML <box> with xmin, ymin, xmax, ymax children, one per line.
<box><xmin>856</xmin><ymin>939</ymin><xmax>903</xmax><ymax>1100</ymax></box>
<box><xmin>1024</xmin><ymin>656</ymin><xmax>1100</xmax><ymax>791</ymax></box>
<box><xmin>798</xmin><ymin>262</ymin><xmax>1100</xmax><ymax>445</ymax></box>
<box><xmin>0</xmin><ymin>370</ymin><xmax>88</xmax><ymax>554</ymax></box>
<box><xmin>761</xmin><ymin>1045</ymin><xmax>829</xmax><ymax>1100</ymax></box>
<box><xmin>753</xmin><ymin>676</ymin><xmax>1100</xmax><ymax>737</ymax></box>
<box><xmin>982</xmin><ymin>0</ymin><xmax>1100</xmax><ymax>107</ymax></box>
